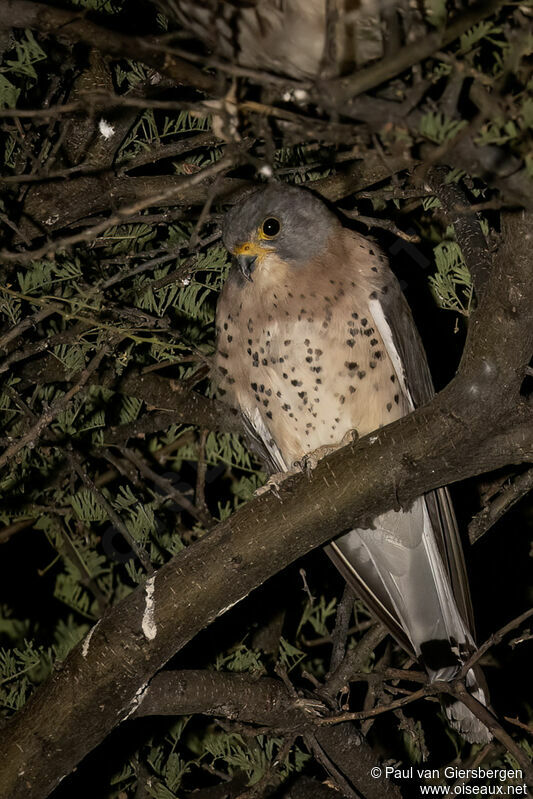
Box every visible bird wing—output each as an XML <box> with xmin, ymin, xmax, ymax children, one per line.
<box><xmin>367</xmin><ymin>283</ymin><xmax>474</xmax><ymax>633</ymax></box>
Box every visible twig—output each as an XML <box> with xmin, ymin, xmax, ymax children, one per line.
<box><xmin>449</xmin><ymin>682</ymin><xmax>533</xmax><ymax>785</ymax></box>
<box><xmin>195</xmin><ymin>429</ymin><xmax>210</xmax><ymax>520</ymax></box>
<box><xmin>0</xmin><ymin>303</ymin><xmax>60</xmax><ymax>351</ymax></box>
<box><xmin>0</xmin><ymin>155</ymin><xmax>238</xmax><ymax>264</ymax></box>
<box><xmin>341</xmin><ymin>209</ymin><xmax>421</xmax><ymax>242</ymax></box>
<box><xmin>321</xmin><ymin>624</ymin><xmax>387</xmax><ymax>702</ymax></box>
<box><xmin>459</xmin><ymin>607</ymin><xmax>533</xmax><ymax>677</ymax></box>
<box><xmin>425</xmin><ymin>167</ymin><xmax>491</xmax><ymax>296</ymax></box>
<box><xmin>469</xmin><ymin>467</ymin><xmax>533</xmax><ymax>544</ymax></box>
<box><xmin>318</xmin><ymin>685</ymin><xmax>431</xmax><ymax>723</ymax></box>
<box><xmin>119</xmin><ymin>447</ymin><xmax>214</xmax><ymax>529</ymax></box>
<box><xmin>504</xmin><ymin>716</ymin><xmax>533</xmax><ymax>736</ymax></box>
<box><xmin>327</xmin><ymin>585</ymin><xmax>355</xmax><ymax>676</ymax></box>
<box><xmin>67</xmin><ymin>449</ymin><xmax>154</xmax><ymax>575</ymax></box>
<box><xmin>303</xmin><ymin>732</ymin><xmax>362</xmax><ymax>799</ymax></box>
<box><xmin>0</xmin><ymin>345</ymin><xmax>109</xmax><ymax>471</ymax></box>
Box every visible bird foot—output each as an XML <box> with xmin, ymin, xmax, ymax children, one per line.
<box><xmin>254</xmin><ymin>466</ymin><xmax>300</xmax><ymax>499</ymax></box>
<box><xmin>255</xmin><ymin>429</ymin><xmax>358</xmax><ymax>496</ymax></box>
<box><xmin>292</xmin><ymin>696</ymin><xmax>328</xmax><ymax>717</ymax></box>
<box><xmin>297</xmin><ymin>428</ymin><xmax>358</xmax><ymax>475</ymax></box>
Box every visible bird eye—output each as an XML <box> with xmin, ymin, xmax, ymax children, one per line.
<box><xmin>261</xmin><ymin>217</ymin><xmax>281</xmax><ymax>238</ymax></box>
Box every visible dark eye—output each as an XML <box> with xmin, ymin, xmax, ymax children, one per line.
<box><xmin>261</xmin><ymin>217</ymin><xmax>281</xmax><ymax>238</ymax></box>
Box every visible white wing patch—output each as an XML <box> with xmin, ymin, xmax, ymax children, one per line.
<box><xmin>247</xmin><ymin>406</ymin><xmax>288</xmax><ymax>472</ymax></box>
<box><xmin>369</xmin><ymin>298</ymin><xmax>414</xmax><ymax>410</ymax></box>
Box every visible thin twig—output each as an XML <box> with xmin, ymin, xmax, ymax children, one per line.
<box><xmin>469</xmin><ymin>467</ymin><xmax>533</xmax><ymax>544</ymax></box>
<box><xmin>0</xmin><ymin>155</ymin><xmax>238</xmax><ymax>264</ymax></box>
<box><xmin>0</xmin><ymin>345</ymin><xmax>109</xmax><ymax>471</ymax></box>
<box><xmin>459</xmin><ymin>607</ymin><xmax>533</xmax><ymax>677</ymax></box>
<box><xmin>67</xmin><ymin>449</ymin><xmax>154</xmax><ymax>575</ymax></box>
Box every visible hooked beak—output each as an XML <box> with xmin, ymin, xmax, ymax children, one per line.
<box><xmin>235</xmin><ymin>253</ymin><xmax>258</xmax><ymax>282</ymax></box>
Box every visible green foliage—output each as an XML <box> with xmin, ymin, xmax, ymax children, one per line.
<box><xmin>428</xmin><ymin>238</ymin><xmax>473</xmax><ymax>315</ymax></box>
<box><xmin>419</xmin><ymin>112</ymin><xmax>467</xmax><ymax>144</ymax></box>
<box><xmin>0</xmin><ymin>30</ymin><xmax>47</xmax><ymax>108</ymax></box>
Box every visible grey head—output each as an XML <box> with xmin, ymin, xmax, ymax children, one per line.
<box><xmin>223</xmin><ymin>184</ymin><xmax>339</xmax><ymax>280</ymax></box>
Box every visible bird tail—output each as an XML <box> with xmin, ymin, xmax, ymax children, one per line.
<box><xmin>328</xmin><ymin>497</ymin><xmax>492</xmax><ymax>744</ymax></box>
<box><xmin>442</xmin><ymin>668</ymin><xmax>492</xmax><ymax>744</ymax></box>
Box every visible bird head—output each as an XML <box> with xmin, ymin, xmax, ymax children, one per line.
<box><xmin>223</xmin><ymin>184</ymin><xmax>338</xmax><ymax>281</ymax></box>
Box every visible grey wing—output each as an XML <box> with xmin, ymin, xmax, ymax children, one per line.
<box><xmin>367</xmin><ymin>284</ymin><xmax>474</xmax><ymax>634</ymax></box>
<box><xmin>327</xmin><ymin>277</ymin><xmax>475</xmax><ymax>675</ymax></box>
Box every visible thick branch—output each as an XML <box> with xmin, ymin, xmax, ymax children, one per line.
<box><xmin>135</xmin><ymin>670</ymin><xmax>402</xmax><ymax>799</ymax></box>
<box><xmin>0</xmin><ymin>214</ymin><xmax>531</xmax><ymax>798</ymax></box>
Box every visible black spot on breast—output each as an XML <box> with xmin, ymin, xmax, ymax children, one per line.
<box><xmin>306</xmin><ymin>357</ymin><xmax>313</xmax><ymax>363</ymax></box>
<box><xmin>390</xmin><ymin>374</ymin><xmax>396</xmax><ymax>383</ymax></box>
<box><xmin>219</xmin><ymin>351</ymin><xmax>229</xmax><ymax>359</ymax></box>
<box><xmin>349</xmin><ymin>386</ymin><xmax>356</xmax><ymax>393</ymax></box>
<box><xmin>346</xmin><ymin>339</ymin><xmax>355</xmax><ymax>348</ymax></box>
<box><xmin>227</xmin><ymin>335</ymin><xmax>233</xmax><ymax>342</ymax></box>
<box><xmin>369</xmin><ymin>361</ymin><xmax>377</xmax><ymax>369</ymax></box>
<box><xmin>363</xmin><ymin>327</ymin><xmax>375</xmax><ymax>337</ymax></box>
<box><xmin>374</xmin><ymin>351</ymin><xmax>383</xmax><ymax>360</ymax></box>
<box><xmin>219</xmin><ymin>366</ymin><xmax>228</xmax><ymax>376</ymax></box>
<box><xmin>291</xmin><ymin>379</ymin><xmax>302</xmax><ymax>387</ymax></box>
<box><xmin>371</xmin><ymin>266</ymin><xmax>378</xmax><ymax>273</ymax></box>
<box><xmin>284</xmin><ymin>340</ymin><xmax>291</xmax><ymax>346</ymax></box>
<box><xmin>370</xmin><ymin>338</ymin><xmax>378</xmax><ymax>346</ymax></box>
<box><xmin>361</xmin><ymin>318</ymin><xmax>368</xmax><ymax>326</ymax></box>
<box><xmin>266</xmin><ymin>411</ymin><xmax>273</xmax><ymax>419</ymax></box>
<box><xmin>394</xmin><ymin>394</ymin><xmax>400</xmax><ymax>404</ymax></box>
<box><xmin>345</xmin><ymin>361</ymin><xmax>358</xmax><ymax>370</ymax></box>
<box><xmin>386</xmin><ymin>402</ymin><xmax>392</xmax><ymax>412</ymax></box>
<box><xmin>358</xmin><ymin>371</ymin><xmax>366</xmax><ymax>379</ymax></box>
<box><xmin>369</xmin><ymin>291</ymin><xmax>377</xmax><ymax>300</ymax></box>
<box><xmin>223</xmin><ymin>322</ymin><xmax>228</xmax><ymax>330</ymax></box>
<box><xmin>351</xmin><ymin>312</ymin><xmax>359</xmax><ymax>319</ymax></box>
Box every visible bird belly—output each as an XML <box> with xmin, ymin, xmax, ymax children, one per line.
<box><xmin>217</xmin><ymin>294</ymin><xmax>409</xmax><ymax>468</ymax></box>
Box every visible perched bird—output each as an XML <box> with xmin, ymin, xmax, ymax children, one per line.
<box><xmin>214</xmin><ymin>183</ymin><xmax>491</xmax><ymax>743</ymax></box>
